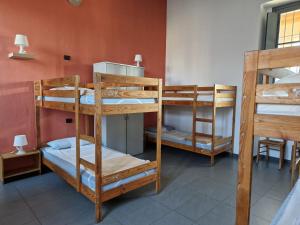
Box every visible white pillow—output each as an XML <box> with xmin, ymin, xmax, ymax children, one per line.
<box><xmin>66</xmin><ymin>137</ymin><xmax>91</xmax><ymax>148</ymax></box>
<box><xmin>50</xmin><ymin>86</ymin><xmax>94</xmax><ymax>95</ymax></box>
<box><xmin>47</xmin><ymin>138</ymin><xmax>71</xmax><ymax>149</ymax></box>
<box><xmin>47</xmin><ymin>137</ymin><xmax>91</xmax><ymax>149</ymax></box>
<box><xmin>276</xmin><ymin>74</ymin><xmax>300</xmax><ymax>84</ymax></box>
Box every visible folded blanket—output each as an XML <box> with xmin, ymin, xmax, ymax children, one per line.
<box><xmin>102</xmin><ymin>155</ymin><xmax>148</xmax><ymax>176</ymax></box>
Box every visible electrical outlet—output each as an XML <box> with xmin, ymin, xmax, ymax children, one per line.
<box><xmin>66</xmin><ymin>118</ymin><xmax>73</xmax><ymax>123</ymax></box>
<box><xmin>64</xmin><ymin>55</ymin><xmax>71</xmax><ymax>61</ymax></box>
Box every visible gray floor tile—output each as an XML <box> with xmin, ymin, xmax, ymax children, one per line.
<box><xmin>251</xmin><ymin>196</ymin><xmax>282</xmax><ymax>221</ymax></box>
<box><xmin>152</xmin><ymin>211</ymin><xmax>195</xmax><ymax>225</ymax></box>
<box><xmin>197</xmin><ymin>211</ymin><xmax>234</xmax><ymax>225</ymax></box>
<box><xmin>175</xmin><ymin>194</ymin><xmax>220</xmax><ymax>221</ymax></box>
<box><xmin>0</xmin><ymin>147</ymin><xmax>291</xmax><ymax>225</ymax></box>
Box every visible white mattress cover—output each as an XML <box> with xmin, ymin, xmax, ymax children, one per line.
<box><xmin>257</xmin><ymin>104</ymin><xmax>300</xmax><ymax>116</ymax></box>
<box><xmin>162</xmin><ymin>95</ymin><xmax>233</xmax><ymax>102</ymax></box>
<box><xmin>145</xmin><ymin>129</ymin><xmax>231</xmax><ymax>151</ymax></box>
<box><xmin>38</xmin><ymin>96</ymin><xmax>155</xmax><ymax>105</ymax></box>
<box><xmin>42</xmin><ymin>144</ymin><xmax>154</xmax><ymax>191</ymax></box>
<box><xmin>271</xmin><ymin>179</ymin><xmax>300</xmax><ymax>225</ymax></box>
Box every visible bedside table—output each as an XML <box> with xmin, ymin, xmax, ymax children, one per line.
<box><xmin>0</xmin><ymin>150</ymin><xmax>41</xmax><ymax>183</ymax></box>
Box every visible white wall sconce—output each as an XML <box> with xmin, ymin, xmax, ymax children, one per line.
<box><xmin>15</xmin><ymin>34</ymin><xmax>29</xmax><ymax>54</ymax></box>
<box><xmin>134</xmin><ymin>54</ymin><xmax>143</xmax><ymax>67</ymax></box>
<box><xmin>8</xmin><ymin>34</ymin><xmax>34</xmax><ymax>60</ymax></box>
<box><xmin>68</xmin><ymin>0</ymin><xmax>82</xmax><ymax>6</ymax></box>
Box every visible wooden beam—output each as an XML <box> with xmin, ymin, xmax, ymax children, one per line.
<box><xmin>156</xmin><ymin>79</ymin><xmax>162</xmax><ymax>193</ymax></box>
<box><xmin>254</xmin><ymin>114</ymin><xmax>300</xmax><ymax>141</ymax></box>
<box><xmin>236</xmin><ymin>51</ymin><xmax>259</xmax><ymax>225</ymax></box>
<box><xmin>80</xmin><ymin>158</ymin><xmax>95</xmax><ymax>171</ymax></box>
<box><xmin>258</xmin><ymin>46</ymin><xmax>300</xmax><ymax>70</ymax></box>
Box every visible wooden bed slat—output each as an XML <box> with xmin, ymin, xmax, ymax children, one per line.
<box><xmin>258</xmin><ymin>46</ymin><xmax>300</xmax><ymax>70</ymax></box>
<box><xmin>215</xmin><ymin>84</ymin><xmax>236</xmax><ymax>91</ymax></box>
<box><xmin>95</xmin><ymin>73</ymin><xmax>158</xmax><ymax>86</ymax></box>
<box><xmin>215</xmin><ymin>93</ymin><xmax>235</xmax><ymax>98</ymax></box>
<box><xmin>102</xmin><ymin>90</ymin><xmax>158</xmax><ymax>99</ymax></box>
<box><xmin>195</xmin><ymin>118</ymin><xmax>213</xmax><ymax>123</ymax></box>
<box><xmin>102</xmin><ymin>161</ymin><xmax>157</xmax><ymax>185</ymax></box>
<box><xmin>42</xmin><ymin>76</ymin><xmax>79</xmax><ymax>87</ymax></box>
<box><xmin>101</xmin><ymin>103</ymin><xmax>159</xmax><ymax>115</ymax></box>
<box><xmin>80</xmin><ymin>135</ymin><xmax>95</xmax><ymax>143</ymax></box>
<box><xmin>163</xmin><ymin>93</ymin><xmax>195</xmax><ymax>98</ymax></box>
<box><xmin>254</xmin><ymin>114</ymin><xmax>300</xmax><ymax>141</ymax></box>
<box><xmin>80</xmin><ymin>158</ymin><xmax>95</xmax><ymax>171</ymax></box>
<box><xmin>102</xmin><ymin>174</ymin><xmax>157</xmax><ymax>202</ymax></box>
<box><xmin>42</xmin><ymin>90</ymin><xmax>77</xmax><ymax>98</ymax></box>
<box><xmin>163</xmin><ymin>85</ymin><xmax>197</xmax><ymax>91</ymax></box>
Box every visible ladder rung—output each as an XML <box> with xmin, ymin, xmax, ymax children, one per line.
<box><xmin>80</xmin><ymin>135</ymin><xmax>95</xmax><ymax>143</ymax></box>
<box><xmin>195</xmin><ymin>118</ymin><xmax>213</xmax><ymax>123</ymax></box>
<box><xmin>80</xmin><ymin>158</ymin><xmax>95</xmax><ymax>171</ymax></box>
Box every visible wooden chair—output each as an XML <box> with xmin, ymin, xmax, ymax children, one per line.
<box><xmin>291</xmin><ymin>141</ymin><xmax>300</xmax><ymax>187</ymax></box>
<box><xmin>257</xmin><ymin>138</ymin><xmax>286</xmax><ymax>169</ymax></box>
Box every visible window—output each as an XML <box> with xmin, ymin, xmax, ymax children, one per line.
<box><xmin>278</xmin><ymin>9</ymin><xmax>300</xmax><ymax>48</ymax></box>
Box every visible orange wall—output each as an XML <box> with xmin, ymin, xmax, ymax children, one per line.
<box><xmin>0</xmin><ymin>0</ymin><xmax>166</xmax><ymax>152</ymax></box>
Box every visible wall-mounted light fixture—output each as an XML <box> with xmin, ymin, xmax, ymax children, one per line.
<box><xmin>134</xmin><ymin>54</ymin><xmax>143</xmax><ymax>67</ymax></box>
<box><xmin>68</xmin><ymin>0</ymin><xmax>82</xmax><ymax>6</ymax></box>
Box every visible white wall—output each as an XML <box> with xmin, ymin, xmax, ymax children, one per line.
<box><xmin>166</xmin><ymin>0</ymin><xmax>269</xmax><ymax>155</ymax></box>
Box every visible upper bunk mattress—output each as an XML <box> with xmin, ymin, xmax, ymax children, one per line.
<box><xmin>42</xmin><ymin>144</ymin><xmax>155</xmax><ymax>192</ymax></box>
<box><xmin>38</xmin><ymin>96</ymin><xmax>155</xmax><ymax>105</ymax></box>
<box><xmin>162</xmin><ymin>95</ymin><xmax>233</xmax><ymax>102</ymax></box>
<box><xmin>257</xmin><ymin>104</ymin><xmax>300</xmax><ymax>116</ymax></box>
<box><xmin>270</xmin><ymin>179</ymin><xmax>300</xmax><ymax>225</ymax></box>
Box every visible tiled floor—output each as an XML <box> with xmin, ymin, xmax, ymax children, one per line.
<box><xmin>0</xmin><ymin>146</ymin><xmax>291</xmax><ymax>225</ymax></box>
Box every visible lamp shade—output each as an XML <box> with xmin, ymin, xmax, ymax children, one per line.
<box><xmin>134</xmin><ymin>54</ymin><xmax>142</xmax><ymax>63</ymax></box>
<box><xmin>13</xmin><ymin>135</ymin><xmax>28</xmax><ymax>147</ymax></box>
<box><xmin>14</xmin><ymin>34</ymin><xmax>29</xmax><ymax>47</ymax></box>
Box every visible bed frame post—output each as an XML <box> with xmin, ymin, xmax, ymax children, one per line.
<box><xmin>192</xmin><ymin>86</ymin><xmax>197</xmax><ymax>152</ymax></box>
<box><xmin>94</xmin><ymin>80</ymin><xmax>102</xmax><ymax>222</ymax></box>
<box><xmin>156</xmin><ymin>79</ymin><xmax>162</xmax><ymax>193</ymax></box>
<box><xmin>74</xmin><ymin>75</ymin><xmax>81</xmax><ymax>192</ymax></box>
<box><xmin>34</xmin><ymin>80</ymin><xmax>42</xmax><ymax>149</ymax></box>
<box><xmin>231</xmin><ymin>86</ymin><xmax>237</xmax><ymax>156</ymax></box>
<box><xmin>235</xmin><ymin>51</ymin><xmax>259</xmax><ymax>225</ymax></box>
<box><xmin>210</xmin><ymin>85</ymin><xmax>217</xmax><ymax>166</ymax></box>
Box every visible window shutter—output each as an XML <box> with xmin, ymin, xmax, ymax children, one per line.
<box><xmin>265</xmin><ymin>12</ymin><xmax>279</xmax><ymax>49</ymax></box>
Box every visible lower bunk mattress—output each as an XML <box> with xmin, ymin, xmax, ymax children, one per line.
<box><xmin>42</xmin><ymin>144</ymin><xmax>155</xmax><ymax>192</ymax></box>
<box><xmin>145</xmin><ymin>128</ymin><xmax>231</xmax><ymax>151</ymax></box>
<box><xmin>271</xmin><ymin>179</ymin><xmax>300</xmax><ymax>225</ymax></box>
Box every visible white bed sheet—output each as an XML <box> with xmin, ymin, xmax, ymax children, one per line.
<box><xmin>271</xmin><ymin>179</ymin><xmax>300</xmax><ymax>225</ymax></box>
<box><xmin>145</xmin><ymin>130</ymin><xmax>231</xmax><ymax>151</ymax></box>
<box><xmin>163</xmin><ymin>95</ymin><xmax>233</xmax><ymax>102</ymax></box>
<box><xmin>42</xmin><ymin>144</ymin><xmax>155</xmax><ymax>192</ymax></box>
<box><xmin>38</xmin><ymin>96</ymin><xmax>156</xmax><ymax>105</ymax></box>
<box><xmin>257</xmin><ymin>104</ymin><xmax>300</xmax><ymax>116</ymax></box>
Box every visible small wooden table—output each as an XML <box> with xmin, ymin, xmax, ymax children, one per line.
<box><xmin>0</xmin><ymin>150</ymin><xmax>41</xmax><ymax>183</ymax></box>
<box><xmin>257</xmin><ymin>139</ymin><xmax>286</xmax><ymax>169</ymax></box>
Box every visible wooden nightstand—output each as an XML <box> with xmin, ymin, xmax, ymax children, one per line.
<box><xmin>0</xmin><ymin>150</ymin><xmax>41</xmax><ymax>183</ymax></box>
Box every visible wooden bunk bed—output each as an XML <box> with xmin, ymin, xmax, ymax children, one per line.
<box><xmin>145</xmin><ymin>84</ymin><xmax>237</xmax><ymax>165</ymax></box>
<box><xmin>236</xmin><ymin>46</ymin><xmax>300</xmax><ymax>225</ymax></box>
<box><xmin>34</xmin><ymin>73</ymin><xmax>162</xmax><ymax>222</ymax></box>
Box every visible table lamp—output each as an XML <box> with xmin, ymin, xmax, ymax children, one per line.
<box><xmin>134</xmin><ymin>54</ymin><xmax>142</xmax><ymax>67</ymax></box>
<box><xmin>13</xmin><ymin>135</ymin><xmax>28</xmax><ymax>155</ymax></box>
<box><xmin>14</xmin><ymin>34</ymin><xmax>29</xmax><ymax>54</ymax></box>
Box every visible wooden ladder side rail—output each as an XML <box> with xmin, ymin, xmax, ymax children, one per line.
<box><xmin>94</xmin><ymin>82</ymin><xmax>103</xmax><ymax>223</ymax></box>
